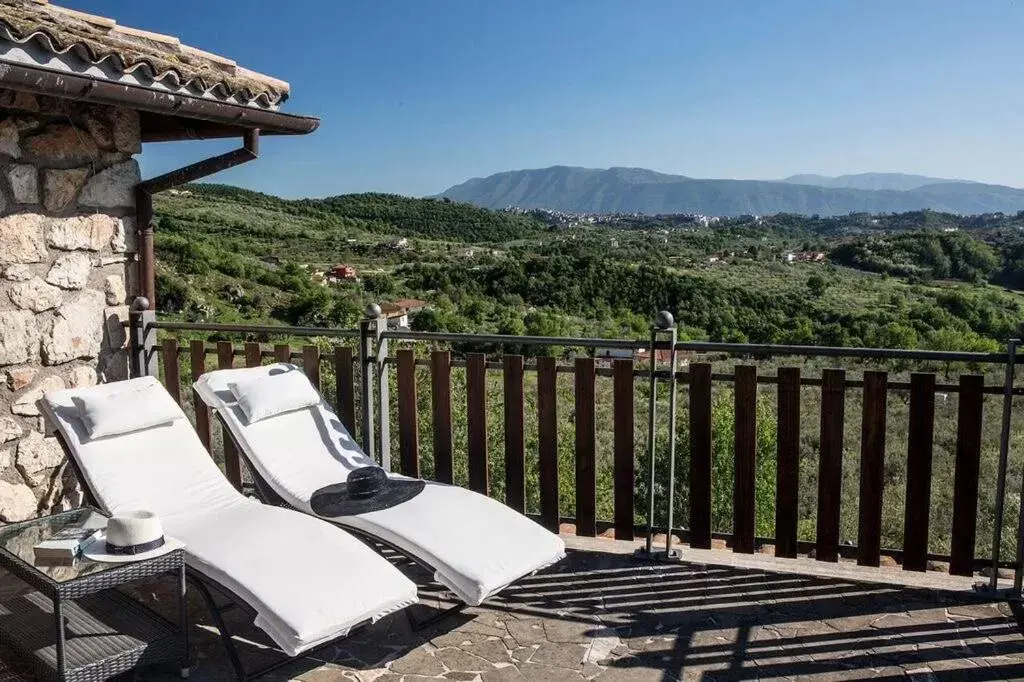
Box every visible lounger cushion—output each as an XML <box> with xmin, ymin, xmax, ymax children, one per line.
<box><xmin>229</xmin><ymin>368</ymin><xmax>321</xmax><ymax>423</ymax></box>
<box><xmin>342</xmin><ymin>484</ymin><xmax>566</xmax><ymax>605</ymax></box>
<box><xmin>168</xmin><ymin>502</ymin><xmax>417</xmax><ymax>656</ymax></box>
<box><xmin>195</xmin><ymin>365</ymin><xmax>566</xmax><ymax>606</ymax></box>
<box><xmin>73</xmin><ymin>381</ymin><xmax>182</xmax><ymax>439</ymax></box>
<box><xmin>41</xmin><ymin>377</ymin><xmax>418</xmax><ymax>657</ymax></box>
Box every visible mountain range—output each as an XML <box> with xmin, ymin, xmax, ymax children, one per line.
<box><xmin>440</xmin><ymin>167</ymin><xmax>1024</xmax><ymax>217</ymax></box>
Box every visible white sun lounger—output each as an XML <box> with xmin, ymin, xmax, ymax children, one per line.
<box><xmin>194</xmin><ymin>364</ymin><xmax>566</xmax><ymax>607</ymax></box>
<box><xmin>41</xmin><ymin>377</ymin><xmax>418</xmax><ymax>671</ymax></box>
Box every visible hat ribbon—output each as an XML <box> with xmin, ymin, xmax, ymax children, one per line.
<box><xmin>106</xmin><ymin>536</ymin><xmax>165</xmax><ymax>556</ymax></box>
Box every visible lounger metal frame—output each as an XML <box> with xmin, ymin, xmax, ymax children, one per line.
<box><xmin>52</xmin><ymin>433</ymin><xmax>372</xmax><ymax>682</ymax></box>
<box><xmin>184</xmin><ymin>567</ymin><xmax>369</xmax><ymax>681</ymax></box>
<box><xmin>214</xmin><ymin>412</ymin><xmax>468</xmax><ymax>631</ymax></box>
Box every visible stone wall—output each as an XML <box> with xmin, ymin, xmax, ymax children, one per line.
<box><xmin>0</xmin><ymin>88</ymin><xmax>140</xmax><ymax>523</ymax></box>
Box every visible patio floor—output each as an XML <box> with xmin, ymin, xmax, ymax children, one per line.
<box><xmin>3</xmin><ymin>536</ymin><xmax>1024</xmax><ymax>681</ymax></box>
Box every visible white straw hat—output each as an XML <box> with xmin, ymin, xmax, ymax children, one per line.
<box><xmin>83</xmin><ymin>510</ymin><xmax>184</xmax><ymax>563</ymax></box>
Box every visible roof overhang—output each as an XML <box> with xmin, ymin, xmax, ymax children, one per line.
<box><xmin>0</xmin><ymin>59</ymin><xmax>319</xmax><ymax>140</ymax></box>
<box><xmin>0</xmin><ymin>1</ymin><xmax>318</xmax><ymax>141</ymax></box>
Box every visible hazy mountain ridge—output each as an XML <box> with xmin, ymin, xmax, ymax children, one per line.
<box><xmin>441</xmin><ymin>166</ymin><xmax>1024</xmax><ymax>216</ymax></box>
<box><xmin>779</xmin><ymin>172</ymin><xmax>966</xmax><ymax>192</ymax></box>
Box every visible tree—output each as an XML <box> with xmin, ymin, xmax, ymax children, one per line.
<box><xmin>411</xmin><ymin>308</ymin><xmax>443</xmax><ymax>332</ymax></box>
<box><xmin>925</xmin><ymin>328</ymin><xmax>999</xmax><ymax>353</ymax></box>
<box><xmin>286</xmin><ymin>288</ymin><xmax>334</xmax><ymax>327</ymax></box>
<box><xmin>876</xmin><ymin>323</ymin><xmax>919</xmax><ymax>349</ymax></box>
<box><xmin>363</xmin><ymin>273</ymin><xmax>396</xmax><ymax>296</ymax></box>
<box><xmin>495</xmin><ymin>309</ymin><xmax>526</xmax><ymax>337</ymax></box>
<box><xmin>807</xmin><ymin>273</ymin><xmax>828</xmax><ymax>298</ymax></box>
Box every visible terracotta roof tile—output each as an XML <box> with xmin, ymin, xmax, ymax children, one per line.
<box><xmin>114</xmin><ymin>25</ymin><xmax>181</xmax><ymax>47</ymax></box>
<box><xmin>0</xmin><ymin>0</ymin><xmax>289</xmax><ymax>107</ymax></box>
<box><xmin>180</xmin><ymin>44</ymin><xmax>236</xmax><ymax>69</ymax></box>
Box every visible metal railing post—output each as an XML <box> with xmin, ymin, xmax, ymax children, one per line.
<box><xmin>993</xmin><ymin>339</ymin><xmax>1018</xmax><ymax>592</ymax></box>
<box><xmin>663</xmin><ymin>314</ymin><xmax>679</xmax><ymax>559</ymax></box>
<box><xmin>643</xmin><ymin>324</ymin><xmax>659</xmax><ymax>556</ymax></box>
<box><xmin>128</xmin><ymin>296</ymin><xmax>157</xmax><ymax>378</ymax></box>
<box><xmin>359</xmin><ymin>304</ymin><xmax>381</xmax><ymax>460</ymax></box>
<box><xmin>641</xmin><ymin>311</ymin><xmax>676</xmax><ymax>559</ymax></box>
<box><xmin>376</xmin><ymin>318</ymin><xmax>391</xmax><ymax>471</ymax></box>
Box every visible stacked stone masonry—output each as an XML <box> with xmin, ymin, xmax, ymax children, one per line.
<box><xmin>0</xmin><ymin>88</ymin><xmax>140</xmax><ymax>523</ymax></box>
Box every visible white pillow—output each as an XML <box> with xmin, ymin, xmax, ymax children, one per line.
<box><xmin>73</xmin><ymin>384</ymin><xmax>183</xmax><ymax>439</ymax></box>
<box><xmin>228</xmin><ymin>370</ymin><xmax>320</xmax><ymax>424</ymax></box>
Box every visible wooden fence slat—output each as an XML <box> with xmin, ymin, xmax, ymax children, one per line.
<box><xmin>503</xmin><ymin>355</ymin><xmax>526</xmax><ymax>513</ymax></box>
<box><xmin>216</xmin><ymin>341</ymin><xmax>242</xmax><ymax>491</ymax></box>
<box><xmin>857</xmin><ymin>371</ymin><xmax>888</xmax><ymax>567</ymax></box>
<box><xmin>689</xmin><ymin>363</ymin><xmax>713</xmax><ymax>549</ymax></box>
<box><xmin>466</xmin><ymin>353</ymin><xmax>489</xmax><ymax>495</ymax></box>
<box><xmin>537</xmin><ymin>356</ymin><xmax>560</xmax><ymax>533</ymax></box>
<box><xmin>216</xmin><ymin>341</ymin><xmax>233</xmax><ymax>371</ymax></box>
<box><xmin>903</xmin><ymin>373</ymin><xmax>936</xmax><ymax>572</ymax></box>
<box><xmin>431</xmin><ymin>351</ymin><xmax>453</xmax><ymax>484</ymax></box>
<box><xmin>244</xmin><ymin>342</ymin><xmax>261</xmax><ymax>368</ymax></box>
<box><xmin>775</xmin><ymin>367</ymin><xmax>800</xmax><ymax>559</ymax></box>
<box><xmin>816</xmin><ymin>368</ymin><xmax>846</xmax><ymax>562</ymax></box>
<box><xmin>189</xmin><ymin>341</ymin><xmax>211</xmax><ymax>451</ymax></box>
<box><xmin>950</xmin><ymin>374</ymin><xmax>984</xmax><ymax>576</ymax></box>
<box><xmin>274</xmin><ymin>344</ymin><xmax>291</xmax><ymax>363</ymax></box>
<box><xmin>613</xmin><ymin>359</ymin><xmax>635</xmax><ymax>540</ymax></box>
<box><xmin>162</xmin><ymin>338</ymin><xmax>181</xmax><ymax>405</ymax></box>
<box><xmin>334</xmin><ymin>347</ymin><xmax>356</xmax><ymax>434</ymax></box>
<box><xmin>396</xmin><ymin>349</ymin><xmax>419</xmax><ymax>478</ymax></box>
<box><xmin>733</xmin><ymin>365</ymin><xmax>757</xmax><ymax>554</ymax></box>
<box><xmin>574</xmin><ymin>358</ymin><xmax>597</xmax><ymax>537</ymax></box>
<box><xmin>302</xmin><ymin>345</ymin><xmax>320</xmax><ymax>389</ymax></box>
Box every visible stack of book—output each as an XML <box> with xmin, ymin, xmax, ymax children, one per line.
<box><xmin>34</xmin><ymin>514</ymin><xmax>104</xmax><ymax>565</ymax></box>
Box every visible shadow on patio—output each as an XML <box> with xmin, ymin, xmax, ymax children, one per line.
<box><xmin>497</xmin><ymin>545</ymin><xmax>1024</xmax><ymax>681</ymax></box>
<box><xmin>4</xmin><ymin>538</ymin><xmax>1019</xmax><ymax>681</ymax></box>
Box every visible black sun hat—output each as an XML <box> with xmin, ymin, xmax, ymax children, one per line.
<box><xmin>311</xmin><ymin>466</ymin><xmax>425</xmax><ymax>516</ymax></box>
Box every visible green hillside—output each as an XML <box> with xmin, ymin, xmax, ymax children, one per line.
<box><xmin>153</xmin><ymin>183</ymin><xmax>1024</xmax><ymax>351</ymax></box>
<box><xmin>153</xmin><ymin>184</ymin><xmax>547</xmax><ymax>326</ymax></box>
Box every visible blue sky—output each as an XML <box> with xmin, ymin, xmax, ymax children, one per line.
<box><xmin>67</xmin><ymin>0</ymin><xmax>1024</xmax><ymax>198</ymax></box>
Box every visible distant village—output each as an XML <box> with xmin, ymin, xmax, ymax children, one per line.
<box><xmin>503</xmin><ymin>206</ymin><xmax>722</xmax><ymax>229</ymax></box>
<box><xmin>704</xmin><ymin>250</ymin><xmax>827</xmax><ymax>266</ymax></box>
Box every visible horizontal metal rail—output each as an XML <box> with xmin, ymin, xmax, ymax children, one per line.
<box><xmin>150</xmin><ymin>321</ymin><xmax>360</xmax><ymax>338</ymax></box>
<box><xmin>674</xmin><ymin>340</ymin><xmax>1012</xmax><ymax>364</ymax></box>
<box><xmin>154</xmin><ymin>344</ymin><xmax>358</xmax><ymax>364</ymax></box>
<box><xmin>387</xmin><ymin>329</ymin><xmax>1014</xmax><ymax>363</ymax></box>
<box><xmin>383</xmin><ymin>329</ymin><xmax>648</xmax><ymax>349</ymax></box>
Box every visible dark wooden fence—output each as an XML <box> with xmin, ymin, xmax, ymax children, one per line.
<box><xmin>154</xmin><ymin>328</ymin><xmax>1019</xmax><ymax>578</ymax></box>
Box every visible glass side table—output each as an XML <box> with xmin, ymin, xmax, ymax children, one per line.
<box><xmin>0</xmin><ymin>507</ymin><xmax>188</xmax><ymax>681</ymax></box>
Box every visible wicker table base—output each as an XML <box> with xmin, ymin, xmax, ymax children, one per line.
<box><xmin>0</xmin><ymin>588</ymin><xmax>182</xmax><ymax>682</ymax></box>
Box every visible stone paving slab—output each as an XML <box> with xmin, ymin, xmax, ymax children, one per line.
<box><xmin>2</xmin><ymin>538</ymin><xmax>1024</xmax><ymax>681</ymax></box>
